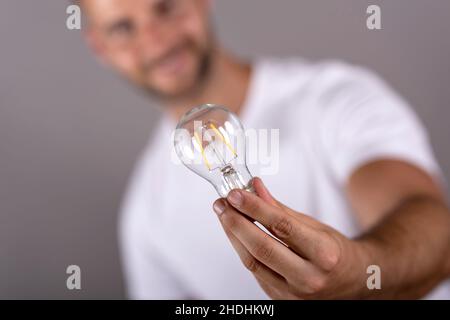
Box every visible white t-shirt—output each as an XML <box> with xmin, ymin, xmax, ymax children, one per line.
<box><xmin>119</xmin><ymin>58</ymin><xmax>450</xmax><ymax>299</ymax></box>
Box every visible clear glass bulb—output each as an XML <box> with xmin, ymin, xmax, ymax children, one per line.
<box><xmin>174</xmin><ymin>104</ymin><xmax>254</xmax><ymax>197</ymax></box>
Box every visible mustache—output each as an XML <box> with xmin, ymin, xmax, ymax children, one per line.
<box><xmin>141</xmin><ymin>40</ymin><xmax>193</xmax><ymax>73</ymax></box>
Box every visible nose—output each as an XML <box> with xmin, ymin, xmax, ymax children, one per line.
<box><xmin>136</xmin><ymin>18</ymin><xmax>175</xmax><ymax>60</ymax></box>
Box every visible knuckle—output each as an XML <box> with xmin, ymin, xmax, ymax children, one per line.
<box><xmin>243</xmin><ymin>256</ymin><xmax>260</xmax><ymax>273</ymax></box>
<box><xmin>253</xmin><ymin>242</ymin><xmax>274</xmax><ymax>262</ymax></box>
<box><xmin>304</xmin><ymin>275</ymin><xmax>326</xmax><ymax>295</ymax></box>
<box><xmin>272</xmin><ymin>217</ymin><xmax>293</xmax><ymax>239</ymax></box>
<box><xmin>318</xmin><ymin>234</ymin><xmax>342</xmax><ymax>272</ymax></box>
<box><xmin>319</xmin><ymin>250</ymin><xmax>340</xmax><ymax>272</ymax></box>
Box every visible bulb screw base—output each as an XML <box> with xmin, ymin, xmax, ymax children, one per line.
<box><xmin>221</xmin><ymin>164</ymin><xmax>254</xmax><ymax>195</ymax></box>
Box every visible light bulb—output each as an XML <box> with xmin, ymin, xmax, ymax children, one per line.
<box><xmin>174</xmin><ymin>104</ymin><xmax>254</xmax><ymax>197</ymax></box>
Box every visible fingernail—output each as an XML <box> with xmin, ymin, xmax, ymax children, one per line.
<box><xmin>227</xmin><ymin>190</ymin><xmax>243</xmax><ymax>207</ymax></box>
<box><xmin>213</xmin><ymin>200</ymin><xmax>226</xmax><ymax>216</ymax></box>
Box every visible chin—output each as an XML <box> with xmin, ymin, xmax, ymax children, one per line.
<box><xmin>148</xmin><ymin>79</ymin><xmax>200</xmax><ymax>100</ymax></box>
<box><xmin>163</xmin><ymin>87</ymin><xmax>200</xmax><ymax>100</ymax></box>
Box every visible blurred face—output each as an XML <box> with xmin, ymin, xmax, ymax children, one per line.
<box><xmin>84</xmin><ymin>0</ymin><xmax>213</xmax><ymax>99</ymax></box>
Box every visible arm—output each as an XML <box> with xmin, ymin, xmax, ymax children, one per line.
<box><xmin>213</xmin><ymin>164</ymin><xmax>450</xmax><ymax>299</ymax></box>
<box><xmin>212</xmin><ymin>65</ymin><xmax>450</xmax><ymax>299</ymax></box>
<box><xmin>348</xmin><ymin>160</ymin><xmax>450</xmax><ymax>298</ymax></box>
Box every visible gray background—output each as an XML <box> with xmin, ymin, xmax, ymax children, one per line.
<box><xmin>1</xmin><ymin>0</ymin><xmax>449</xmax><ymax>299</ymax></box>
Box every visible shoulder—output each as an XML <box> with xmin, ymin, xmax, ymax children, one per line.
<box><xmin>259</xmin><ymin>57</ymin><xmax>395</xmax><ymax>100</ymax></box>
<box><xmin>254</xmin><ymin>57</ymin><xmax>414</xmax><ymax>131</ymax></box>
<box><xmin>264</xmin><ymin>57</ymin><xmax>414</xmax><ymax>117</ymax></box>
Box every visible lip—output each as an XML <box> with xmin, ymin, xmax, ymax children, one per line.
<box><xmin>154</xmin><ymin>48</ymin><xmax>189</xmax><ymax>76</ymax></box>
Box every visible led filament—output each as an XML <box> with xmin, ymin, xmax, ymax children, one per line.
<box><xmin>174</xmin><ymin>104</ymin><xmax>254</xmax><ymax>197</ymax></box>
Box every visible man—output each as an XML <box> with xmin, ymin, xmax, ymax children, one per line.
<box><xmin>80</xmin><ymin>0</ymin><xmax>450</xmax><ymax>299</ymax></box>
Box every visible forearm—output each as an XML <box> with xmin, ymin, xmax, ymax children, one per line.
<box><xmin>356</xmin><ymin>195</ymin><xmax>450</xmax><ymax>299</ymax></box>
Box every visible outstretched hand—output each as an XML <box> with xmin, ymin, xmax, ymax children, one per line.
<box><xmin>213</xmin><ymin>177</ymin><xmax>371</xmax><ymax>299</ymax></box>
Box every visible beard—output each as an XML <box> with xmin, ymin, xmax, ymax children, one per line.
<box><xmin>137</xmin><ymin>36</ymin><xmax>214</xmax><ymax>102</ymax></box>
